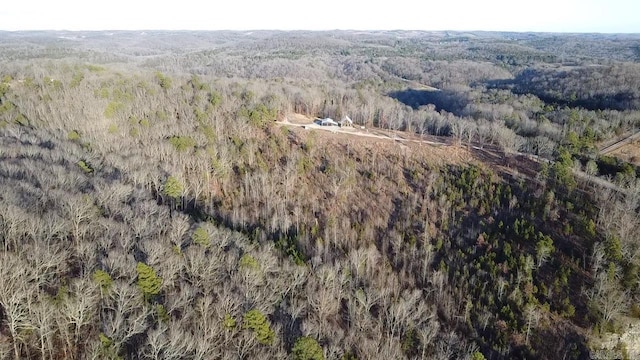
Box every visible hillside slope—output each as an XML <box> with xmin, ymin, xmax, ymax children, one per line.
<box><xmin>1</xmin><ymin>61</ymin><xmax>638</xmax><ymax>360</ymax></box>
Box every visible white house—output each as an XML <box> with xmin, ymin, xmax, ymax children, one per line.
<box><xmin>320</xmin><ymin>118</ymin><xmax>339</xmax><ymax>126</ymax></box>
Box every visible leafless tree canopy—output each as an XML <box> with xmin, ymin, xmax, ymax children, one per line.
<box><xmin>0</xmin><ymin>30</ymin><xmax>639</xmax><ymax>359</ymax></box>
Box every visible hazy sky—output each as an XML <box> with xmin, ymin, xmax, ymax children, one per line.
<box><xmin>0</xmin><ymin>0</ymin><xmax>638</xmax><ymax>33</ymax></box>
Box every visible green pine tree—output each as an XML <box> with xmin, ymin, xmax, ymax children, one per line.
<box><xmin>92</xmin><ymin>269</ymin><xmax>113</xmax><ymax>293</ymax></box>
<box><xmin>163</xmin><ymin>176</ymin><xmax>183</xmax><ymax>200</ymax></box>
<box><xmin>136</xmin><ymin>262</ymin><xmax>162</xmax><ymax>299</ymax></box>
<box><xmin>192</xmin><ymin>226</ymin><xmax>211</xmax><ymax>247</ymax></box>
<box><xmin>243</xmin><ymin>309</ymin><xmax>275</xmax><ymax>345</ymax></box>
<box><xmin>292</xmin><ymin>336</ymin><xmax>324</xmax><ymax>360</ymax></box>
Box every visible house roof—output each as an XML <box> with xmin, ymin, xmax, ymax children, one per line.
<box><xmin>321</xmin><ymin>118</ymin><xmax>339</xmax><ymax>125</ymax></box>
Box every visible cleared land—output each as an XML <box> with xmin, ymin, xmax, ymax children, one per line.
<box><xmin>608</xmin><ymin>140</ymin><xmax>640</xmax><ymax>165</ymax></box>
<box><xmin>279</xmin><ymin>114</ymin><xmax>628</xmax><ymax>194</ymax></box>
<box><xmin>278</xmin><ymin>113</ymin><xmax>451</xmax><ymax>146</ymax></box>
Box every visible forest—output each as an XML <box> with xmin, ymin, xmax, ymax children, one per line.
<box><xmin>0</xmin><ymin>30</ymin><xmax>639</xmax><ymax>359</ymax></box>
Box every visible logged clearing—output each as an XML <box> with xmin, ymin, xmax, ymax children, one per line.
<box><xmin>609</xmin><ymin>140</ymin><xmax>640</xmax><ymax>165</ymax></box>
<box><xmin>280</xmin><ymin>113</ymin><xmax>625</xmax><ymax>195</ymax></box>
<box><xmin>289</xmin><ymin>123</ymin><xmax>472</xmax><ymax>166</ymax></box>
<box><xmin>279</xmin><ymin>113</ymin><xmax>540</xmax><ymax>178</ymax></box>
<box><xmin>279</xmin><ymin>113</ymin><xmax>451</xmax><ymax>145</ymax></box>
<box><xmin>278</xmin><ymin>113</ymin><xmax>471</xmax><ymax>166</ymax></box>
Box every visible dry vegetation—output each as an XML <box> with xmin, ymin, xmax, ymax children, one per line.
<box><xmin>0</xmin><ymin>30</ymin><xmax>639</xmax><ymax>360</ymax></box>
<box><xmin>610</xmin><ymin>141</ymin><xmax>640</xmax><ymax>166</ymax></box>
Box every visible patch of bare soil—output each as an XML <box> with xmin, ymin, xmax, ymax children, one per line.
<box><xmin>286</xmin><ymin>123</ymin><xmax>472</xmax><ymax>167</ymax></box>
<box><xmin>283</xmin><ymin>113</ymin><xmax>315</xmax><ymax>124</ymax></box>
<box><xmin>609</xmin><ymin>140</ymin><xmax>640</xmax><ymax>165</ymax></box>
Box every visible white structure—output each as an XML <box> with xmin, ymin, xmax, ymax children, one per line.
<box><xmin>340</xmin><ymin>115</ymin><xmax>353</xmax><ymax>127</ymax></box>
<box><xmin>319</xmin><ymin>118</ymin><xmax>339</xmax><ymax>126</ymax></box>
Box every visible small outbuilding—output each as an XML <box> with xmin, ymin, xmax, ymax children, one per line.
<box><xmin>340</xmin><ymin>115</ymin><xmax>353</xmax><ymax>127</ymax></box>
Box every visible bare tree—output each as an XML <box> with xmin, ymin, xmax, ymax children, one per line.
<box><xmin>103</xmin><ymin>282</ymin><xmax>151</xmax><ymax>353</ymax></box>
<box><xmin>59</xmin><ymin>277</ymin><xmax>99</xmax><ymax>359</ymax></box>
<box><xmin>524</xmin><ymin>303</ymin><xmax>541</xmax><ymax>345</ymax></box>
<box><xmin>143</xmin><ymin>323</ymin><xmax>189</xmax><ymax>360</ymax></box>
<box><xmin>496</xmin><ymin>126</ymin><xmax>525</xmax><ymax>154</ymax></box>
<box><xmin>62</xmin><ymin>194</ymin><xmax>97</xmax><ymax>243</ymax></box>
<box><xmin>418</xmin><ymin>320</ymin><xmax>440</xmax><ymax>359</ymax></box>
<box><xmin>449</xmin><ymin>121</ymin><xmax>467</xmax><ymax>146</ymax></box>
<box><xmin>0</xmin><ymin>253</ymin><xmax>35</xmax><ymax>360</ymax></box>
<box><xmin>585</xmin><ymin>268</ymin><xmax>630</xmax><ymax>323</ymax></box>
<box><xmin>2</xmin><ymin>291</ymin><xmax>35</xmax><ymax>360</ymax></box>
<box><xmin>476</xmin><ymin>121</ymin><xmax>493</xmax><ymax>148</ymax></box>
<box><xmin>32</xmin><ymin>296</ymin><xmax>57</xmax><ymax>360</ymax></box>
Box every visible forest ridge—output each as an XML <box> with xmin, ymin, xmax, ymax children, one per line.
<box><xmin>0</xmin><ymin>30</ymin><xmax>639</xmax><ymax>360</ymax></box>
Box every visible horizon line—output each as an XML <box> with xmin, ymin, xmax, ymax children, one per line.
<box><xmin>1</xmin><ymin>28</ymin><xmax>639</xmax><ymax>35</ymax></box>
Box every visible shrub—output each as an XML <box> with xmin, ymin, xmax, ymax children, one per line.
<box><xmin>155</xmin><ymin>72</ymin><xmax>172</xmax><ymax>89</ymax></box>
<box><xmin>209</xmin><ymin>90</ymin><xmax>222</xmax><ymax>107</ymax></box>
<box><xmin>104</xmin><ymin>101</ymin><xmax>124</xmax><ymax>118</ymax></box>
<box><xmin>239</xmin><ymin>253</ymin><xmax>260</xmax><ymax>270</ymax></box>
<box><xmin>169</xmin><ymin>136</ymin><xmax>196</xmax><ymax>152</ymax></box>
<box><xmin>70</xmin><ymin>72</ymin><xmax>84</xmax><ymax>88</ymax></box>
<box><xmin>77</xmin><ymin>160</ymin><xmax>94</xmax><ymax>174</ymax></box>
<box><xmin>139</xmin><ymin>118</ymin><xmax>150</xmax><ymax>127</ymax></box>
<box><xmin>68</xmin><ymin>130</ymin><xmax>81</xmax><ymax>141</ymax></box>
<box><xmin>14</xmin><ymin>114</ymin><xmax>29</xmax><ymax>127</ymax></box>
<box><xmin>86</xmin><ymin>64</ymin><xmax>105</xmax><ymax>72</ymax></box>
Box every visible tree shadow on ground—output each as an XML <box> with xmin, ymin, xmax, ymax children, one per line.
<box><xmin>388</xmin><ymin>88</ymin><xmax>469</xmax><ymax>116</ymax></box>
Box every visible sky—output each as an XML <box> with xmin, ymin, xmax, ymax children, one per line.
<box><xmin>0</xmin><ymin>0</ymin><xmax>638</xmax><ymax>33</ymax></box>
